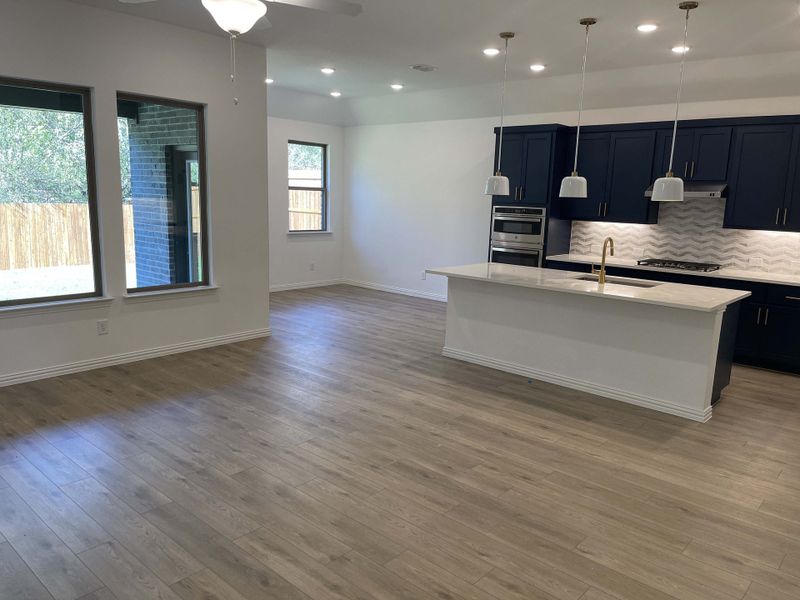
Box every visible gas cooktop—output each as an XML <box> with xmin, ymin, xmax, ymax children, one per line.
<box><xmin>637</xmin><ymin>258</ymin><xmax>722</xmax><ymax>273</ymax></box>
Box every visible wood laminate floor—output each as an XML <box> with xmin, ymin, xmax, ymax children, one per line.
<box><xmin>1</xmin><ymin>285</ymin><xmax>800</xmax><ymax>600</ymax></box>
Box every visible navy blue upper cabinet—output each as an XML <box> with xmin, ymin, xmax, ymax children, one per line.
<box><xmin>655</xmin><ymin>130</ymin><xmax>693</xmax><ymax>179</ymax></box>
<box><xmin>492</xmin><ymin>130</ymin><xmax>558</xmax><ymax>204</ymax></box>
<box><xmin>654</xmin><ymin>127</ymin><xmax>731</xmax><ymax>181</ymax></box>
<box><xmin>692</xmin><ymin>127</ymin><xmax>732</xmax><ymax>181</ymax></box>
<box><xmin>494</xmin><ymin>134</ymin><xmax>525</xmax><ymax>201</ymax></box>
<box><xmin>725</xmin><ymin>125</ymin><xmax>795</xmax><ymax>230</ymax></box>
<box><xmin>561</xmin><ymin>132</ymin><xmax>611</xmax><ymax>220</ymax></box>
<box><xmin>521</xmin><ymin>133</ymin><xmax>554</xmax><ymax>204</ymax></box>
<box><xmin>605</xmin><ymin>130</ymin><xmax>659</xmax><ymax>224</ymax></box>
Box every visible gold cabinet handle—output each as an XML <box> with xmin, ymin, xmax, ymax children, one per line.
<box><xmin>520</xmin><ymin>187</ymin><xmax>524</xmax><ymax>200</ymax></box>
<box><xmin>786</xmin><ymin>296</ymin><xmax>800</xmax><ymax>301</ymax></box>
<box><xmin>756</xmin><ymin>307</ymin><xmax>762</xmax><ymax>325</ymax></box>
<box><xmin>784</xmin><ymin>208</ymin><xmax>789</xmax><ymax>226</ymax></box>
<box><xmin>604</xmin><ymin>203</ymin><xmax>608</xmax><ymax>217</ymax></box>
<box><xmin>598</xmin><ymin>203</ymin><xmax>602</xmax><ymax>217</ymax></box>
<box><xmin>684</xmin><ymin>162</ymin><xmax>689</xmax><ymax>178</ymax></box>
<box><xmin>764</xmin><ymin>308</ymin><xmax>770</xmax><ymax>327</ymax></box>
<box><xmin>776</xmin><ymin>208</ymin><xmax>781</xmax><ymax>225</ymax></box>
<box><xmin>690</xmin><ymin>161</ymin><xmax>696</xmax><ymax>179</ymax></box>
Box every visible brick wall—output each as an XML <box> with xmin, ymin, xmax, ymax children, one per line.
<box><xmin>126</xmin><ymin>103</ymin><xmax>198</xmax><ymax>287</ymax></box>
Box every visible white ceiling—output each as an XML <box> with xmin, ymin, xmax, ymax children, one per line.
<box><xmin>67</xmin><ymin>0</ymin><xmax>800</xmax><ymax>99</ymax></box>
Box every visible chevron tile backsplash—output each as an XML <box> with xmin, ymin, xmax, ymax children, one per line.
<box><xmin>570</xmin><ymin>199</ymin><xmax>800</xmax><ymax>273</ymax></box>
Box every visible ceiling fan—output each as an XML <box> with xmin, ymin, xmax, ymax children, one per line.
<box><xmin>116</xmin><ymin>0</ymin><xmax>362</xmax><ymax>105</ymax></box>
<box><xmin>117</xmin><ymin>0</ymin><xmax>363</xmax><ymax>31</ymax></box>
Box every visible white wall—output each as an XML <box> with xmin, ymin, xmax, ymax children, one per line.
<box><xmin>343</xmin><ymin>96</ymin><xmax>800</xmax><ymax>300</ymax></box>
<box><xmin>0</xmin><ymin>0</ymin><xmax>269</xmax><ymax>385</ymax></box>
<box><xmin>268</xmin><ymin>117</ymin><xmax>345</xmax><ymax>291</ymax></box>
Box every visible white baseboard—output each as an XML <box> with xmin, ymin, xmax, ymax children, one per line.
<box><xmin>443</xmin><ymin>346</ymin><xmax>712</xmax><ymax>423</ymax></box>
<box><xmin>269</xmin><ymin>279</ymin><xmax>344</xmax><ymax>292</ymax></box>
<box><xmin>344</xmin><ymin>279</ymin><xmax>447</xmax><ymax>302</ymax></box>
<box><xmin>268</xmin><ymin>277</ymin><xmax>446</xmax><ymax>302</ymax></box>
<box><xmin>0</xmin><ymin>328</ymin><xmax>272</xmax><ymax>388</ymax></box>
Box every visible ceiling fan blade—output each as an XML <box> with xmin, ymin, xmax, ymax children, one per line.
<box><xmin>268</xmin><ymin>0</ymin><xmax>362</xmax><ymax>17</ymax></box>
<box><xmin>118</xmin><ymin>0</ymin><xmax>159</xmax><ymax>4</ymax></box>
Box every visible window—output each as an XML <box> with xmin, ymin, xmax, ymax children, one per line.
<box><xmin>288</xmin><ymin>141</ymin><xmax>328</xmax><ymax>232</ymax></box>
<box><xmin>117</xmin><ymin>94</ymin><xmax>209</xmax><ymax>292</ymax></box>
<box><xmin>0</xmin><ymin>78</ymin><xmax>101</xmax><ymax>306</ymax></box>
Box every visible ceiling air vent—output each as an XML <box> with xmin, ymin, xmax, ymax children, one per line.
<box><xmin>409</xmin><ymin>64</ymin><xmax>438</xmax><ymax>73</ymax></box>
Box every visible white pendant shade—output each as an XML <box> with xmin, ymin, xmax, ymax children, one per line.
<box><xmin>202</xmin><ymin>0</ymin><xmax>266</xmax><ymax>34</ymax></box>
<box><xmin>485</xmin><ymin>174</ymin><xmax>510</xmax><ymax>196</ymax></box>
<box><xmin>559</xmin><ymin>174</ymin><xmax>588</xmax><ymax>199</ymax></box>
<box><xmin>651</xmin><ymin>175</ymin><xmax>684</xmax><ymax>202</ymax></box>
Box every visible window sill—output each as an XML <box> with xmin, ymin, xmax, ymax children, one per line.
<box><xmin>0</xmin><ymin>296</ymin><xmax>113</xmax><ymax>318</ymax></box>
<box><xmin>123</xmin><ymin>285</ymin><xmax>219</xmax><ymax>303</ymax></box>
<box><xmin>287</xmin><ymin>230</ymin><xmax>333</xmax><ymax>236</ymax></box>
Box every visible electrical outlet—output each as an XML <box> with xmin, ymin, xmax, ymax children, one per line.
<box><xmin>96</xmin><ymin>320</ymin><xmax>109</xmax><ymax>336</ymax></box>
<box><xmin>309</xmin><ymin>262</ymin><xmax>315</xmax><ymax>272</ymax></box>
<box><xmin>421</xmin><ymin>271</ymin><xmax>427</xmax><ymax>281</ymax></box>
<box><xmin>748</xmin><ymin>257</ymin><xmax>764</xmax><ymax>268</ymax></box>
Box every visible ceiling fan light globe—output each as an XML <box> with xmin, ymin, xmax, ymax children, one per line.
<box><xmin>559</xmin><ymin>175</ymin><xmax>588</xmax><ymax>198</ymax></box>
<box><xmin>485</xmin><ymin>175</ymin><xmax>510</xmax><ymax>196</ymax></box>
<box><xmin>651</xmin><ymin>175</ymin><xmax>684</xmax><ymax>202</ymax></box>
<box><xmin>201</xmin><ymin>0</ymin><xmax>267</xmax><ymax>34</ymax></box>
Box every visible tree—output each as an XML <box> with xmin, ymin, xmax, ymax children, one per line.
<box><xmin>0</xmin><ymin>105</ymin><xmax>90</xmax><ymax>204</ymax></box>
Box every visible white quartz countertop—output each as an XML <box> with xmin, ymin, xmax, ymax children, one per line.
<box><xmin>427</xmin><ymin>263</ymin><xmax>751</xmax><ymax>313</ymax></box>
<box><xmin>547</xmin><ymin>253</ymin><xmax>800</xmax><ymax>288</ymax></box>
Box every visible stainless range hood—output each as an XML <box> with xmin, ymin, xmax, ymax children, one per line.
<box><xmin>645</xmin><ymin>182</ymin><xmax>727</xmax><ymax>200</ymax></box>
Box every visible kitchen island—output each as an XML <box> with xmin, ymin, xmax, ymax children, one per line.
<box><xmin>427</xmin><ymin>263</ymin><xmax>751</xmax><ymax>421</ymax></box>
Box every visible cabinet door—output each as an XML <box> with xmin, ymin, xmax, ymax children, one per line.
<box><xmin>783</xmin><ymin>127</ymin><xmax>800</xmax><ymax>231</ymax></box>
<box><xmin>726</xmin><ymin>125</ymin><xmax>794</xmax><ymax>230</ymax></box>
<box><xmin>605</xmin><ymin>130</ymin><xmax>658</xmax><ymax>223</ymax></box>
<box><xmin>495</xmin><ymin>134</ymin><xmax>525</xmax><ymax>201</ymax></box>
<box><xmin>520</xmin><ymin>133</ymin><xmax>553</xmax><ymax>205</ymax></box>
<box><xmin>561</xmin><ymin>132</ymin><xmax>611</xmax><ymax>221</ymax></box>
<box><xmin>691</xmin><ymin>127</ymin><xmax>732</xmax><ymax>181</ymax></box>
<box><xmin>655</xmin><ymin>129</ymin><xmax>694</xmax><ymax>179</ymax></box>
<box><xmin>762</xmin><ymin>305</ymin><xmax>800</xmax><ymax>370</ymax></box>
<box><xmin>734</xmin><ymin>302</ymin><xmax>766</xmax><ymax>359</ymax></box>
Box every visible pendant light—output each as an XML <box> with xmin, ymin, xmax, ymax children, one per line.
<box><xmin>202</xmin><ymin>0</ymin><xmax>267</xmax><ymax>105</ymax></box>
<box><xmin>485</xmin><ymin>32</ymin><xmax>515</xmax><ymax>196</ymax></box>
<box><xmin>652</xmin><ymin>1</ymin><xmax>699</xmax><ymax>202</ymax></box>
<box><xmin>560</xmin><ymin>18</ymin><xmax>597</xmax><ymax>199</ymax></box>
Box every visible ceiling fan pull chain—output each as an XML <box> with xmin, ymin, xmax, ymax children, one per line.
<box><xmin>230</xmin><ymin>32</ymin><xmax>239</xmax><ymax>105</ymax></box>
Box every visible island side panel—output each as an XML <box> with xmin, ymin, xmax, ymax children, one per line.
<box><xmin>442</xmin><ymin>277</ymin><xmax>723</xmax><ymax>422</ymax></box>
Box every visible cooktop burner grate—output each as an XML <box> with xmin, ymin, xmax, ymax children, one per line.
<box><xmin>637</xmin><ymin>258</ymin><xmax>722</xmax><ymax>272</ymax></box>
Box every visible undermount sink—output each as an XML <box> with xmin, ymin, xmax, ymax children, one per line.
<box><xmin>574</xmin><ymin>274</ymin><xmax>663</xmax><ymax>288</ymax></box>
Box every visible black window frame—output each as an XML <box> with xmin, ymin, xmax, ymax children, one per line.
<box><xmin>117</xmin><ymin>92</ymin><xmax>211</xmax><ymax>294</ymax></box>
<box><xmin>0</xmin><ymin>76</ymin><xmax>102</xmax><ymax>308</ymax></box>
<box><xmin>288</xmin><ymin>140</ymin><xmax>329</xmax><ymax>233</ymax></box>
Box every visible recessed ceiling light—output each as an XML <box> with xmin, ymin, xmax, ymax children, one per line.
<box><xmin>530</xmin><ymin>63</ymin><xmax>546</xmax><ymax>72</ymax></box>
<box><xmin>672</xmin><ymin>45</ymin><xmax>690</xmax><ymax>54</ymax></box>
<box><xmin>390</xmin><ymin>83</ymin><xmax>404</xmax><ymax>91</ymax></box>
<box><xmin>330</xmin><ymin>91</ymin><xmax>342</xmax><ymax>98</ymax></box>
<box><xmin>265</xmin><ymin>78</ymin><xmax>274</xmax><ymax>84</ymax></box>
<box><xmin>483</xmin><ymin>48</ymin><xmax>501</xmax><ymax>57</ymax></box>
<box><xmin>637</xmin><ymin>24</ymin><xmax>658</xmax><ymax>33</ymax></box>
<box><xmin>321</xmin><ymin>67</ymin><xmax>336</xmax><ymax>75</ymax></box>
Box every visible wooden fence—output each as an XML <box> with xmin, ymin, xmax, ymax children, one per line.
<box><xmin>0</xmin><ymin>203</ymin><xmax>135</xmax><ymax>270</ymax></box>
<box><xmin>289</xmin><ymin>189</ymin><xmax>323</xmax><ymax>232</ymax></box>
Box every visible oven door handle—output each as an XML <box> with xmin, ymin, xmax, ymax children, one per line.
<box><xmin>491</xmin><ymin>247</ymin><xmax>541</xmax><ymax>254</ymax></box>
<box><xmin>492</xmin><ymin>216</ymin><xmax>543</xmax><ymax>222</ymax></box>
